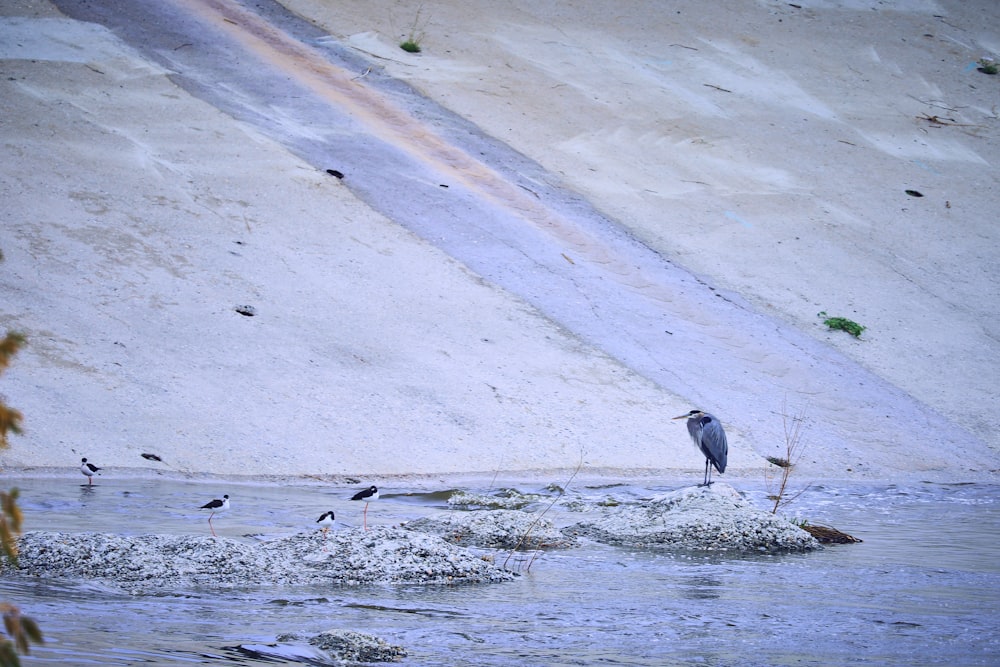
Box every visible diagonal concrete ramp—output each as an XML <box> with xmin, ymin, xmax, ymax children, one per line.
<box><xmin>26</xmin><ymin>0</ymin><xmax>996</xmax><ymax>479</ymax></box>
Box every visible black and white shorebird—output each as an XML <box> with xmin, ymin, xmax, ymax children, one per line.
<box><xmin>316</xmin><ymin>510</ymin><xmax>335</xmax><ymax>549</ymax></box>
<box><xmin>200</xmin><ymin>494</ymin><xmax>230</xmax><ymax>537</ymax></box>
<box><xmin>80</xmin><ymin>457</ymin><xmax>101</xmax><ymax>485</ymax></box>
<box><xmin>316</xmin><ymin>510</ymin><xmax>335</xmax><ymax>536</ymax></box>
<box><xmin>350</xmin><ymin>485</ymin><xmax>379</xmax><ymax>530</ymax></box>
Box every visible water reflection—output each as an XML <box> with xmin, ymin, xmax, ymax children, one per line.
<box><xmin>680</xmin><ymin>573</ymin><xmax>723</xmax><ymax>600</ymax></box>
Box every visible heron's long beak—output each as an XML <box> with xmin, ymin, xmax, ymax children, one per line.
<box><xmin>671</xmin><ymin>414</ymin><xmax>688</xmax><ymax>420</ymax></box>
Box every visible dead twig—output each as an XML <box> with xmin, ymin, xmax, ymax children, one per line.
<box><xmin>801</xmin><ymin>523</ymin><xmax>862</xmax><ymax>543</ymax></box>
<box><xmin>503</xmin><ymin>454</ymin><xmax>583</xmax><ymax>572</ymax></box>
<box><xmin>916</xmin><ymin>113</ymin><xmax>980</xmax><ymax>128</ymax></box>
<box><xmin>766</xmin><ymin>399</ymin><xmax>810</xmax><ymax>514</ymax></box>
<box><xmin>703</xmin><ymin>83</ymin><xmax>732</xmax><ymax>93</ymax></box>
<box><xmin>906</xmin><ymin>94</ymin><xmax>961</xmax><ymax>112</ymax></box>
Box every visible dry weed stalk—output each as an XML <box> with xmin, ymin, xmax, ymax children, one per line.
<box><xmin>766</xmin><ymin>402</ymin><xmax>810</xmax><ymax>514</ymax></box>
<box><xmin>503</xmin><ymin>455</ymin><xmax>583</xmax><ymax>573</ymax></box>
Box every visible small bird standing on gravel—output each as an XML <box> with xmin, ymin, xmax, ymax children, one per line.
<box><xmin>200</xmin><ymin>494</ymin><xmax>230</xmax><ymax>537</ymax></box>
<box><xmin>80</xmin><ymin>457</ymin><xmax>101</xmax><ymax>485</ymax></box>
<box><xmin>316</xmin><ymin>510</ymin><xmax>335</xmax><ymax>535</ymax></box>
<box><xmin>350</xmin><ymin>486</ymin><xmax>379</xmax><ymax>530</ymax></box>
<box><xmin>673</xmin><ymin>409</ymin><xmax>728</xmax><ymax>486</ymax></box>
<box><xmin>316</xmin><ymin>510</ymin><xmax>335</xmax><ymax>550</ymax></box>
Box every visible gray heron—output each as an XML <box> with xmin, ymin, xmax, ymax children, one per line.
<box><xmin>673</xmin><ymin>410</ymin><xmax>728</xmax><ymax>486</ymax></box>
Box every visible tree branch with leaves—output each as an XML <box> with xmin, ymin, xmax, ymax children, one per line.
<box><xmin>0</xmin><ymin>331</ymin><xmax>43</xmax><ymax>665</ymax></box>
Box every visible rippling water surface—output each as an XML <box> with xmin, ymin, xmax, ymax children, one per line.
<box><xmin>2</xmin><ymin>476</ymin><xmax>998</xmax><ymax>666</ymax></box>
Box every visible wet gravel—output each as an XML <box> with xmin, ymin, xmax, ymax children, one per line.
<box><xmin>406</xmin><ymin>509</ymin><xmax>573</xmax><ymax>549</ymax></box>
<box><xmin>565</xmin><ymin>484</ymin><xmax>820</xmax><ymax>552</ymax></box>
<box><xmin>5</xmin><ymin>484</ymin><xmax>815</xmax><ymax>598</ymax></box>
<box><xmin>8</xmin><ymin>526</ymin><xmax>514</xmax><ymax>593</ymax></box>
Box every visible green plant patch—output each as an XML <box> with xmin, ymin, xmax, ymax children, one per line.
<box><xmin>817</xmin><ymin>311</ymin><xmax>865</xmax><ymax>338</ymax></box>
<box><xmin>398</xmin><ymin>6</ymin><xmax>427</xmax><ymax>54</ymax></box>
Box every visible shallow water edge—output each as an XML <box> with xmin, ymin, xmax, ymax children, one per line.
<box><xmin>2</xmin><ymin>475</ymin><xmax>998</xmax><ymax>666</ymax></box>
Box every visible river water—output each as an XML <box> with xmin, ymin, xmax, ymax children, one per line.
<box><xmin>2</xmin><ymin>475</ymin><xmax>997</xmax><ymax>666</ymax></box>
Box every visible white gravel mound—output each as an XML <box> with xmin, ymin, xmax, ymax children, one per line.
<box><xmin>7</xmin><ymin>526</ymin><xmax>515</xmax><ymax>593</ymax></box>
<box><xmin>406</xmin><ymin>509</ymin><xmax>573</xmax><ymax>549</ymax></box>
<box><xmin>565</xmin><ymin>484</ymin><xmax>820</xmax><ymax>552</ymax></box>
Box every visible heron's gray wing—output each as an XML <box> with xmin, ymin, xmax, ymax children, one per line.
<box><xmin>686</xmin><ymin>417</ymin><xmax>702</xmax><ymax>443</ymax></box>
<box><xmin>700</xmin><ymin>415</ymin><xmax>728</xmax><ymax>472</ymax></box>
